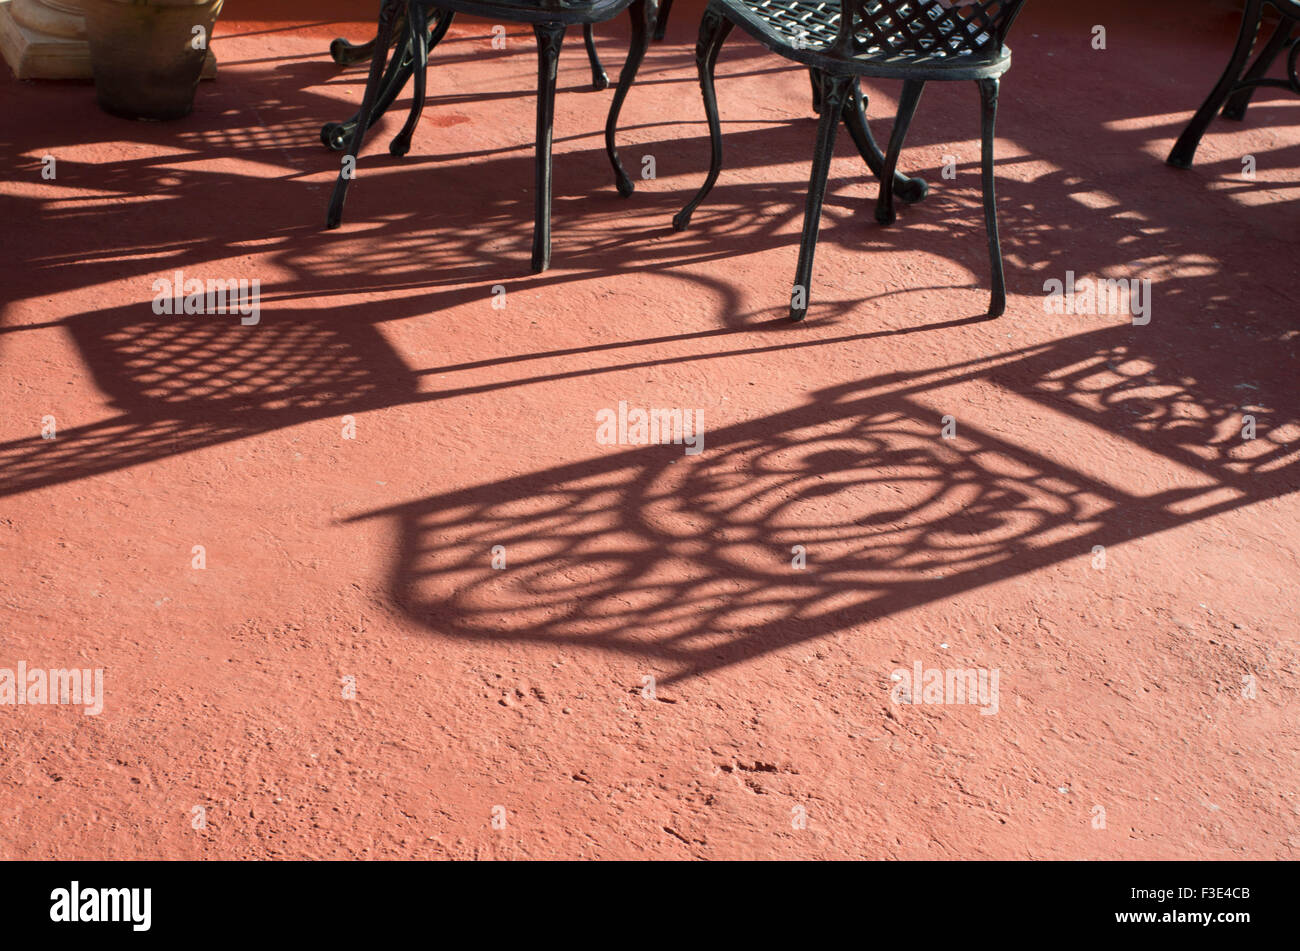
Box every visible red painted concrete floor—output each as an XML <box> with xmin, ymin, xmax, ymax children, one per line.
<box><xmin>1</xmin><ymin>0</ymin><xmax>1297</xmax><ymax>859</ymax></box>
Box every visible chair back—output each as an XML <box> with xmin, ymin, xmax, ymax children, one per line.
<box><xmin>832</xmin><ymin>0</ymin><xmax>1028</xmax><ymax>58</ymax></box>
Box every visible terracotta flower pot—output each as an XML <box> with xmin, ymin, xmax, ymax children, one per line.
<box><xmin>83</xmin><ymin>0</ymin><xmax>223</xmax><ymax>120</ymax></box>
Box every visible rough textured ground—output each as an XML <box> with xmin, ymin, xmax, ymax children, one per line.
<box><xmin>1</xmin><ymin>0</ymin><xmax>1297</xmax><ymax>859</ymax></box>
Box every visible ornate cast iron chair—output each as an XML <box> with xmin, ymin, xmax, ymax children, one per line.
<box><xmin>320</xmin><ymin>0</ymin><xmax>682</xmax><ymax>153</ymax></box>
<box><xmin>325</xmin><ymin>0</ymin><xmax>659</xmax><ymax>274</ymax></box>
<box><xmin>321</xmin><ymin>6</ymin><xmax>455</xmax><ymax>152</ymax></box>
<box><xmin>673</xmin><ymin>0</ymin><xmax>1028</xmax><ymax>320</ymax></box>
<box><xmin>655</xmin><ymin>0</ymin><xmax>675</xmax><ymax>39</ymax></box>
<box><xmin>1167</xmin><ymin>0</ymin><xmax>1300</xmax><ymax>169</ymax></box>
<box><xmin>327</xmin><ymin>11</ymin><xmax>619</xmax><ymax>103</ymax></box>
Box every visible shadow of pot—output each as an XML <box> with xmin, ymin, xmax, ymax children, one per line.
<box><xmin>83</xmin><ymin>0</ymin><xmax>223</xmax><ymax>120</ymax></box>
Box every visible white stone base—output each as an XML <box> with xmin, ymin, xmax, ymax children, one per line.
<box><xmin>0</xmin><ymin>0</ymin><xmax>216</xmax><ymax>80</ymax></box>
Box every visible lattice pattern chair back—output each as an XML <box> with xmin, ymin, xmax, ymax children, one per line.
<box><xmin>835</xmin><ymin>0</ymin><xmax>1027</xmax><ymax>57</ymax></box>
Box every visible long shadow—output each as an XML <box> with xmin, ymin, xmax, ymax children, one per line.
<box><xmin>0</xmin><ymin>294</ymin><xmax>987</xmax><ymax>498</ymax></box>
<box><xmin>0</xmin><ymin>302</ymin><xmax>417</xmax><ymax>497</ymax></box>
<box><xmin>345</xmin><ymin>321</ymin><xmax>1299</xmax><ymax>684</ymax></box>
<box><xmin>2</xmin><ymin>0</ymin><xmax>1297</xmax><ymax>595</ymax></box>
<box><xmin>4</xmin><ymin>129</ymin><xmax>1296</xmax><ymax>494</ymax></box>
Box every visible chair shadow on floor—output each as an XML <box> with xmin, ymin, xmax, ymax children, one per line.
<box><xmin>0</xmin><ymin>303</ymin><xmax>420</xmax><ymax>498</ymax></box>
<box><xmin>345</xmin><ymin>322</ymin><xmax>1299</xmax><ymax>683</ymax></box>
<box><xmin>0</xmin><ymin>290</ymin><xmax>989</xmax><ymax>499</ymax></box>
<box><xmin>3</xmin><ymin>3</ymin><xmax>1298</xmax><ymax>684</ymax></box>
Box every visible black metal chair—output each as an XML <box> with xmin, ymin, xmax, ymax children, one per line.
<box><xmin>325</xmin><ymin>0</ymin><xmax>659</xmax><ymax>274</ymax></box>
<box><xmin>327</xmin><ymin>11</ymin><xmax>616</xmax><ymax>104</ymax></box>
<box><xmin>1167</xmin><ymin>0</ymin><xmax>1299</xmax><ymax>169</ymax></box>
<box><xmin>673</xmin><ymin>0</ymin><xmax>1028</xmax><ymax>320</ymax></box>
<box><xmin>321</xmin><ymin>6</ymin><xmax>456</xmax><ymax>152</ymax></box>
<box><xmin>655</xmin><ymin>0</ymin><xmax>675</xmax><ymax>39</ymax></box>
<box><xmin>326</xmin><ymin>0</ymin><xmax>677</xmax><ymax>100</ymax></box>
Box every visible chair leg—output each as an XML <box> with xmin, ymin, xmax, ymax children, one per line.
<box><xmin>327</xmin><ymin>0</ymin><xmax>404</xmax><ymax>229</ymax></box>
<box><xmin>843</xmin><ymin>79</ymin><xmax>928</xmax><ymax>204</ymax></box>
<box><xmin>532</xmin><ymin>23</ymin><xmax>565</xmax><ymax>273</ymax></box>
<box><xmin>606</xmin><ymin>0</ymin><xmax>658</xmax><ymax>196</ymax></box>
<box><xmin>654</xmin><ymin>0</ymin><xmax>674</xmax><ymax>41</ymax></box>
<box><xmin>790</xmin><ymin>73</ymin><xmax>852</xmax><ymax>322</ymax></box>
<box><xmin>389</xmin><ymin>4</ymin><xmax>431</xmax><ymax>157</ymax></box>
<box><xmin>321</xmin><ymin>16</ymin><xmax>413</xmax><ymax>150</ymax></box>
<box><xmin>978</xmin><ymin>77</ymin><xmax>1006</xmax><ymax>318</ymax></box>
<box><xmin>322</xmin><ymin>12</ymin><xmax>455</xmax><ymax>152</ymax></box>
<box><xmin>330</xmin><ymin>34</ymin><xmax>380</xmax><ymax>67</ymax></box>
<box><xmin>329</xmin><ymin>7</ymin><xmax>408</xmax><ymax>67</ymax></box>
<box><xmin>1168</xmin><ymin>0</ymin><xmax>1264</xmax><ymax>168</ymax></box>
<box><xmin>584</xmin><ymin>24</ymin><xmax>609</xmax><ymax>90</ymax></box>
<box><xmin>874</xmin><ymin>79</ymin><xmax>925</xmax><ymax>226</ymax></box>
<box><xmin>672</xmin><ymin>6</ymin><xmax>734</xmax><ymax>230</ymax></box>
<box><xmin>810</xmin><ymin>68</ymin><xmax>822</xmax><ymax>114</ymax></box>
<box><xmin>1223</xmin><ymin>13</ymin><xmax>1295</xmax><ymax>120</ymax></box>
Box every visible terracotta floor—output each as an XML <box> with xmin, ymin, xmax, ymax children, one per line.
<box><xmin>1</xmin><ymin>0</ymin><xmax>1297</xmax><ymax>859</ymax></box>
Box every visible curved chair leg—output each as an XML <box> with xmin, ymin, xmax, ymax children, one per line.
<box><xmin>390</xmin><ymin>4</ymin><xmax>431</xmax><ymax>157</ymax></box>
<box><xmin>584</xmin><ymin>24</ymin><xmax>609</xmax><ymax>90</ymax></box>
<box><xmin>874</xmin><ymin>79</ymin><xmax>925</xmax><ymax>226</ymax></box>
<box><xmin>790</xmin><ymin>73</ymin><xmax>853</xmax><ymax>321</ymax></box>
<box><xmin>532</xmin><ymin>23</ymin><xmax>565</xmax><ymax>273</ymax></box>
<box><xmin>322</xmin><ymin>12</ymin><xmax>455</xmax><ymax>152</ymax></box>
<box><xmin>1223</xmin><ymin>13</ymin><xmax>1295</xmax><ymax>120</ymax></box>
<box><xmin>978</xmin><ymin>77</ymin><xmax>1006</xmax><ymax>318</ymax></box>
<box><xmin>322</xmin><ymin>26</ymin><xmax>414</xmax><ymax>150</ymax></box>
<box><xmin>329</xmin><ymin>8</ymin><xmax>408</xmax><ymax>67</ymax></box>
<box><xmin>843</xmin><ymin>79</ymin><xmax>927</xmax><ymax>204</ymax></box>
<box><xmin>671</xmin><ymin>6</ymin><xmax>734</xmax><ymax>230</ymax></box>
<box><xmin>327</xmin><ymin>0</ymin><xmax>404</xmax><ymax>229</ymax></box>
<box><xmin>810</xmin><ymin>69</ymin><xmax>822</xmax><ymax>114</ymax></box>
<box><xmin>384</xmin><ymin>9</ymin><xmax>455</xmax><ymax>155</ymax></box>
<box><xmin>331</xmin><ymin>34</ymin><xmax>380</xmax><ymax>67</ymax></box>
<box><xmin>1168</xmin><ymin>0</ymin><xmax>1264</xmax><ymax>168</ymax></box>
<box><xmin>606</xmin><ymin>0</ymin><xmax>658</xmax><ymax>196</ymax></box>
<box><xmin>654</xmin><ymin>0</ymin><xmax>673</xmax><ymax>41</ymax></box>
